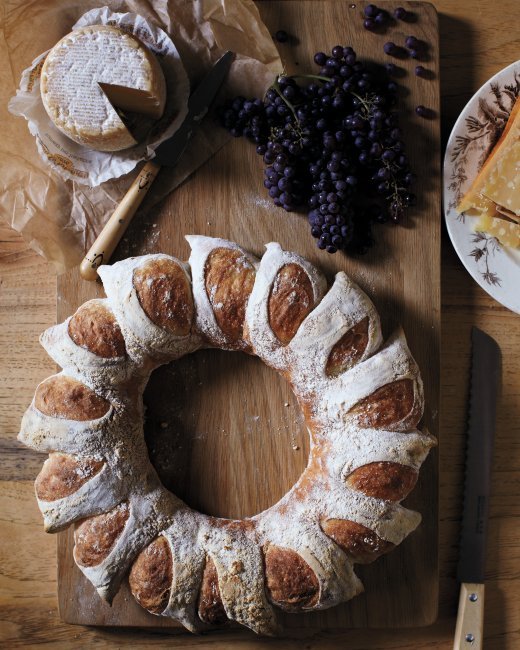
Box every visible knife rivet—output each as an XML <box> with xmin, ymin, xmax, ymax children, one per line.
<box><xmin>465</xmin><ymin>633</ymin><xmax>475</xmax><ymax>643</ymax></box>
<box><xmin>469</xmin><ymin>593</ymin><xmax>478</xmax><ymax>602</ymax></box>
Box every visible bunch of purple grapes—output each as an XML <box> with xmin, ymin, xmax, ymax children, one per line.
<box><xmin>218</xmin><ymin>45</ymin><xmax>416</xmax><ymax>254</ymax></box>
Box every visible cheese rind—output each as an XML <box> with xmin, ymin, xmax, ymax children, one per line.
<box><xmin>40</xmin><ymin>25</ymin><xmax>167</xmax><ymax>152</ymax></box>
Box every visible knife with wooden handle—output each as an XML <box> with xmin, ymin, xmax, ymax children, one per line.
<box><xmin>79</xmin><ymin>161</ymin><xmax>160</xmax><ymax>281</ymax></box>
<box><xmin>79</xmin><ymin>50</ymin><xmax>234</xmax><ymax>281</ymax></box>
<box><xmin>453</xmin><ymin>327</ymin><xmax>500</xmax><ymax>650</ymax></box>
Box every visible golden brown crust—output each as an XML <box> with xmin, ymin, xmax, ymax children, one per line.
<box><xmin>68</xmin><ymin>301</ymin><xmax>126</xmax><ymax>358</ymax></box>
<box><xmin>74</xmin><ymin>503</ymin><xmax>129</xmax><ymax>567</ymax></box>
<box><xmin>129</xmin><ymin>536</ymin><xmax>173</xmax><ymax>614</ymax></box>
<box><xmin>348</xmin><ymin>378</ymin><xmax>418</xmax><ymax>430</ymax></box>
<box><xmin>268</xmin><ymin>264</ymin><xmax>314</xmax><ymax>345</ymax></box>
<box><xmin>204</xmin><ymin>248</ymin><xmax>256</xmax><ymax>343</ymax></box>
<box><xmin>35</xmin><ymin>452</ymin><xmax>104</xmax><ymax>502</ymax></box>
<box><xmin>326</xmin><ymin>317</ymin><xmax>369</xmax><ymax>376</ymax></box>
<box><xmin>197</xmin><ymin>556</ymin><xmax>228</xmax><ymax>625</ymax></box>
<box><xmin>34</xmin><ymin>375</ymin><xmax>110</xmax><ymax>421</ymax></box>
<box><xmin>133</xmin><ymin>258</ymin><xmax>193</xmax><ymax>336</ymax></box>
<box><xmin>321</xmin><ymin>518</ymin><xmax>394</xmax><ymax>564</ymax></box>
<box><xmin>264</xmin><ymin>545</ymin><xmax>319</xmax><ymax>610</ymax></box>
<box><xmin>346</xmin><ymin>462</ymin><xmax>418</xmax><ymax>501</ymax></box>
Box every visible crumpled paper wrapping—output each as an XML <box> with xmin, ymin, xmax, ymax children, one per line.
<box><xmin>1</xmin><ymin>0</ymin><xmax>282</xmax><ymax>273</ymax></box>
<box><xmin>8</xmin><ymin>6</ymin><xmax>191</xmax><ymax>187</ymax></box>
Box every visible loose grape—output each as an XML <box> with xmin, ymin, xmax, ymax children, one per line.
<box><xmin>364</xmin><ymin>4</ymin><xmax>379</xmax><ymax>18</ymax></box>
<box><xmin>415</xmin><ymin>105</ymin><xmax>433</xmax><ymax>118</ymax></box>
<box><xmin>415</xmin><ymin>65</ymin><xmax>427</xmax><ymax>77</ymax></box>
<box><xmin>275</xmin><ymin>30</ymin><xmax>288</xmax><ymax>43</ymax></box>
<box><xmin>385</xmin><ymin>62</ymin><xmax>399</xmax><ymax>76</ymax></box>
<box><xmin>405</xmin><ymin>35</ymin><xmax>420</xmax><ymax>49</ymax></box>
<box><xmin>375</xmin><ymin>11</ymin><xmax>388</xmax><ymax>25</ymax></box>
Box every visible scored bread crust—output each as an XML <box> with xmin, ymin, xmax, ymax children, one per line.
<box><xmin>19</xmin><ymin>236</ymin><xmax>436</xmax><ymax>635</ymax></box>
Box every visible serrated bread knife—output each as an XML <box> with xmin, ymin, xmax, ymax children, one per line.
<box><xmin>79</xmin><ymin>50</ymin><xmax>234</xmax><ymax>281</ymax></box>
<box><xmin>453</xmin><ymin>327</ymin><xmax>501</xmax><ymax>650</ymax></box>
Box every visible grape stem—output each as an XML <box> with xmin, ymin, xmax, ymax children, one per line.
<box><xmin>288</xmin><ymin>74</ymin><xmax>331</xmax><ymax>83</ymax></box>
<box><xmin>350</xmin><ymin>91</ymin><xmax>377</xmax><ymax>120</ymax></box>
<box><xmin>269</xmin><ymin>77</ymin><xmax>298</xmax><ymax>119</ymax></box>
<box><xmin>268</xmin><ymin>74</ymin><xmax>332</xmax><ymax>124</ymax></box>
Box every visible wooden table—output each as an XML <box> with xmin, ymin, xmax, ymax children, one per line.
<box><xmin>1</xmin><ymin>1</ymin><xmax>519</xmax><ymax>648</ymax></box>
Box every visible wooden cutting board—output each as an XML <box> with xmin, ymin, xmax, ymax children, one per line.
<box><xmin>56</xmin><ymin>0</ymin><xmax>440</xmax><ymax>633</ymax></box>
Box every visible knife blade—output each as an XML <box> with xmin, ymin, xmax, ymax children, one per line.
<box><xmin>453</xmin><ymin>326</ymin><xmax>501</xmax><ymax>650</ymax></box>
<box><xmin>154</xmin><ymin>50</ymin><xmax>235</xmax><ymax>167</ymax></box>
<box><xmin>79</xmin><ymin>50</ymin><xmax>234</xmax><ymax>281</ymax></box>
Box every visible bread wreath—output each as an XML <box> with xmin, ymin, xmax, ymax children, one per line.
<box><xmin>19</xmin><ymin>236</ymin><xmax>436</xmax><ymax>635</ymax></box>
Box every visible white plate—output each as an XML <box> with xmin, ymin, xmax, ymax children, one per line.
<box><xmin>443</xmin><ymin>60</ymin><xmax>520</xmax><ymax>314</ymax></box>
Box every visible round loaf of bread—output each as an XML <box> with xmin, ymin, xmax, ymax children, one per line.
<box><xmin>19</xmin><ymin>236</ymin><xmax>436</xmax><ymax>635</ymax></box>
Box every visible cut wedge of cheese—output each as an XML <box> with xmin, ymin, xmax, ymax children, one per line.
<box><xmin>481</xmin><ymin>139</ymin><xmax>520</xmax><ymax>216</ymax></box>
<box><xmin>460</xmin><ymin>192</ymin><xmax>501</xmax><ymax>220</ymax></box>
<box><xmin>457</xmin><ymin>95</ymin><xmax>520</xmax><ymax>215</ymax></box>
<box><xmin>475</xmin><ymin>213</ymin><xmax>520</xmax><ymax>248</ymax></box>
<box><xmin>40</xmin><ymin>25</ymin><xmax>166</xmax><ymax>152</ymax></box>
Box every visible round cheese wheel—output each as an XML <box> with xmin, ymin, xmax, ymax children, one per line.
<box><xmin>40</xmin><ymin>25</ymin><xmax>167</xmax><ymax>152</ymax></box>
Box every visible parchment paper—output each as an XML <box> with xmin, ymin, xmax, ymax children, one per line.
<box><xmin>8</xmin><ymin>6</ymin><xmax>191</xmax><ymax>187</ymax></box>
<box><xmin>1</xmin><ymin>0</ymin><xmax>282</xmax><ymax>273</ymax></box>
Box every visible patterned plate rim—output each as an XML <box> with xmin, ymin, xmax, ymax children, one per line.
<box><xmin>443</xmin><ymin>60</ymin><xmax>520</xmax><ymax>314</ymax></box>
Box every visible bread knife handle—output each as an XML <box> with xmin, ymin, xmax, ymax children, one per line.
<box><xmin>79</xmin><ymin>160</ymin><xmax>161</xmax><ymax>281</ymax></box>
<box><xmin>453</xmin><ymin>582</ymin><xmax>485</xmax><ymax>650</ymax></box>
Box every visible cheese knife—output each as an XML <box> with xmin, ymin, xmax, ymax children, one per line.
<box><xmin>79</xmin><ymin>50</ymin><xmax>234</xmax><ymax>281</ymax></box>
<box><xmin>453</xmin><ymin>326</ymin><xmax>501</xmax><ymax>650</ymax></box>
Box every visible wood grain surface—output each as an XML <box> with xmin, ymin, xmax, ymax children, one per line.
<box><xmin>55</xmin><ymin>0</ymin><xmax>440</xmax><ymax>632</ymax></box>
<box><xmin>1</xmin><ymin>0</ymin><xmax>519</xmax><ymax>649</ymax></box>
